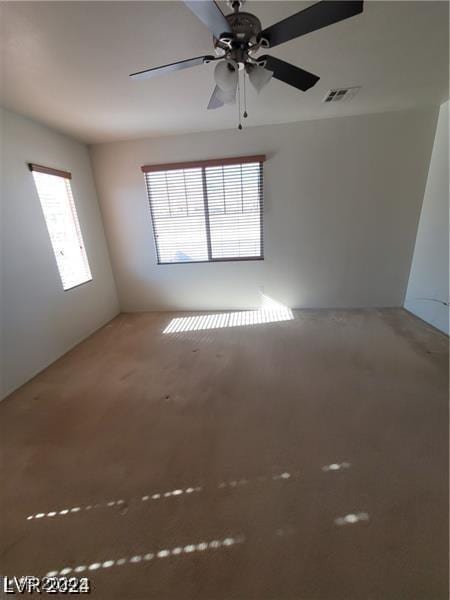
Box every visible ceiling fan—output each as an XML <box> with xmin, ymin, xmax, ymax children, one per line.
<box><xmin>130</xmin><ymin>0</ymin><xmax>363</xmax><ymax>127</ymax></box>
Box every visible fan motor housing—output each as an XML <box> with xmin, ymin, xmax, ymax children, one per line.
<box><xmin>227</xmin><ymin>12</ymin><xmax>262</xmax><ymax>41</ymax></box>
<box><xmin>214</xmin><ymin>11</ymin><xmax>263</xmax><ymax>61</ymax></box>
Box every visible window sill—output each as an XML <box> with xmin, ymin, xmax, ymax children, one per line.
<box><xmin>63</xmin><ymin>278</ymin><xmax>93</xmax><ymax>292</ymax></box>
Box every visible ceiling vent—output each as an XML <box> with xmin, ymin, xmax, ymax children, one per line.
<box><xmin>323</xmin><ymin>86</ymin><xmax>360</xmax><ymax>103</ymax></box>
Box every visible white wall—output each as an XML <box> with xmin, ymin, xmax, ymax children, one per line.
<box><xmin>1</xmin><ymin>109</ymin><xmax>119</xmax><ymax>398</ymax></box>
<box><xmin>91</xmin><ymin>108</ymin><xmax>437</xmax><ymax>312</ymax></box>
<box><xmin>404</xmin><ymin>101</ymin><xmax>449</xmax><ymax>334</ymax></box>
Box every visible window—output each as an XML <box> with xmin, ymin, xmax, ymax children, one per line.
<box><xmin>142</xmin><ymin>155</ymin><xmax>265</xmax><ymax>264</ymax></box>
<box><xmin>29</xmin><ymin>163</ymin><xmax>92</xmax><ymax>291</ymax></box>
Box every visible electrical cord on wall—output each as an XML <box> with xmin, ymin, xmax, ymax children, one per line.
<box><xmin>413</xmin><ymin>297</ymin><xmax>450</xmax><ymax>307</ymax></box>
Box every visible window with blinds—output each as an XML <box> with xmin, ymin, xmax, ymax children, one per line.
<box><xmin>29</xmin><ymin>164</ymin><xmax>92</xmax><ymax>291</ymax></box>
<box><xmin>142</xmin><ymin>155</ymin><xmax>265</xmax><ymax>264</ymax></box>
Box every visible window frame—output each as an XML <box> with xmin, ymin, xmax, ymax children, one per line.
<box><xmin>29</xmin><ymin>163</ymin><xmax>93</xmax><ymax>291</ymax></box>
<box><xmin>142</xmin><ymin>155</ymin><xmax>265</xmax><ymax>265</ymax></box>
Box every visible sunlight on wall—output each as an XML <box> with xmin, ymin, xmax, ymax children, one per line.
<box><xmin>163</xmin><ymin>295</ymin><xmax>293</xmax><ymax>334</ymax></box>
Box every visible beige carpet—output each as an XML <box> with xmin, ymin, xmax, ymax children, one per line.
<box><xmin>1</xmin><ymin>308</ymin><xmax>448</xmax><ymax>599</ymax></box>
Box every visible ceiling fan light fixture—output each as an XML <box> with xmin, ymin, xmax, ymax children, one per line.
<box><xmin>214</xmin><ymin>59</ymin><xmax>238</xmax><ymax>91</ymax></box>
<box><xmin>247</xmin><ymin>64</ymin><xmax>273</xmax><ymax>93</ymax></box>
<box><xmin>217</xmin><ymin>86</ymin><xmax>237</xmax><ymax>105</ymax></box>
<box><xmin>207</xmin><ymin>84</ymin><xmax>237</xmax><ymax>110</ymax></box>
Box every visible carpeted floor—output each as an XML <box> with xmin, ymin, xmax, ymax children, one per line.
<box><xmin>1</xmin><ymin>308</ymin><xmax>448</xmax><ymax>599</ymax></box>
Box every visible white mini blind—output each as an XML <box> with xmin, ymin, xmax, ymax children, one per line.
<box><xmin>143</xmin><ymin>156</ymin><xmax>265</xmax><ymax>264</ymax></box>
<box><xmin>30</xmin><ymin>164</ymin><xmax>92</xmax><ymax>291</ymax></box>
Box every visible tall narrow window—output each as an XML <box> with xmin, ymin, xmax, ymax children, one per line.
<box><xmin>29</xmin><ymin>164</ymin><xmax>92</xmax><ymax>291</ymax></box>
<box><xmin>142</xmin><ymin>155</ymin><xmax>265</xmax><ymax>264</ymax></box>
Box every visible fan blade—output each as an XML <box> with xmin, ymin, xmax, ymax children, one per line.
<box><xmin>207</xmin><ymin>84</ymin><xmax>236</xmax><ymax>109</ymax></box>
<box><xmin>184</xmin><ymin>0</ymin><xmax>232</xmax><ymax>40</ymax></box>
<box><xmin>261</xmin><ymin>1</ymin><xmax>363</xmax><ymax>48</ymax></box>
<box><xmin>259</xmin><ymin>56</ymin><xmax>319</xmax><ymax>91</ymax></box>
<box><xmin>130</xmin><ymin>55</ymin><xmax>215</xmax><ymax>80</ymax></box>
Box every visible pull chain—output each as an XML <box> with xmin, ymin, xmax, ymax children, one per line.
<box><xmin>237</xmin><ymin>70</ymin><xmax>242</xmax><ymax>130</ymax></box>
<box><xmin>243</xmin><ymin>68</ymin><xmax>248</xmax><ymax>119</ymax></box>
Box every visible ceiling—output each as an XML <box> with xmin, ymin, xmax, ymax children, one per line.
<box><xmin>1</xmin><ymin>1</ymin><xmax>448</xmax><ymax>144</ymax></box>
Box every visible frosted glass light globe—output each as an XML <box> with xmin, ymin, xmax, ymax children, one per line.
<box><xmin>214</xmin><ymin>60</ymin><xmax>238</xmax><ymax>91</ymax></box>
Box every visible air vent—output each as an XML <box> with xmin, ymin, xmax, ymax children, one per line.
<box><xmin>323</xmin><ymin>86</ymin><xmax>360</xmax><ymax>103</ymax></box>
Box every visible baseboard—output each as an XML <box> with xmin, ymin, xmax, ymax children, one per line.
<box><xmin>402</xmin><ymin>307</ymin><xmax>449</xmax><ymax>337</ymax></box>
